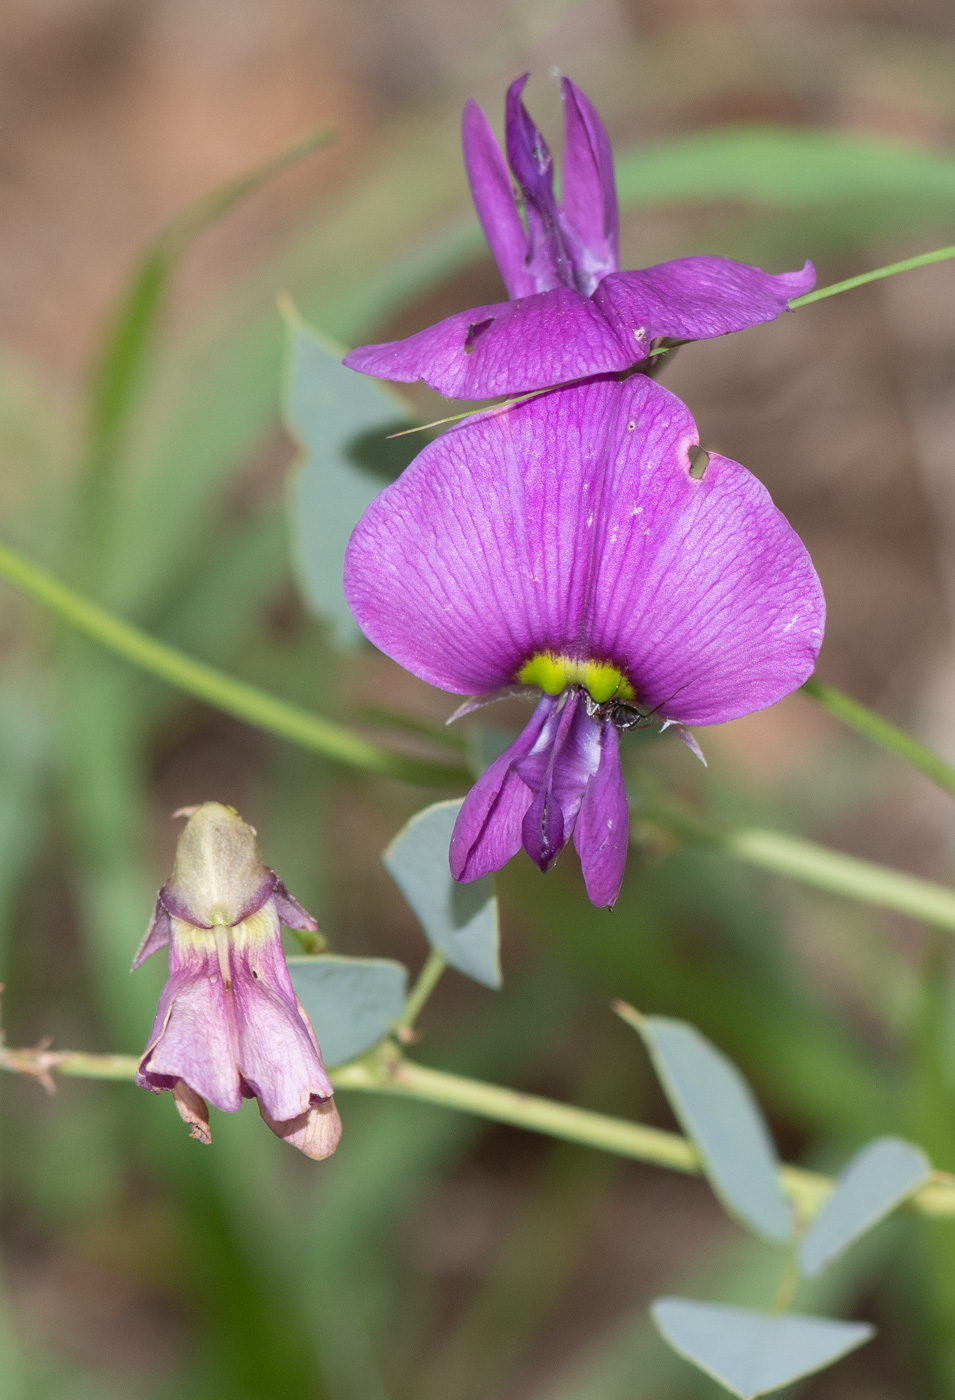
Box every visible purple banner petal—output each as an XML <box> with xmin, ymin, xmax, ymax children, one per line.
<box><xmin>344</xmin><ymin>373</ymin><xmax>824</xmax><ymax>725</ymax></box>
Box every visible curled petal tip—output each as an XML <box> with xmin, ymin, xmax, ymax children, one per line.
<box><xmin>260</xmin><ymin>1096</ymin><xmax>342</xmax><ymax>1161</ymax></box>
<box><xmin>173</xmin><ymin>1081</ymin><xmax>212</xmax><ymax>1145</ymax></box>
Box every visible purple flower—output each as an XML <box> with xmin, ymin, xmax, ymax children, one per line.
<box><xmin>134</xmin><ymin>803</ymin><xmax>341</xmax><ymax>1159</ymax></box>
<box><xmin>343</xmin><ymin>75</ymin><xmax>815</xmax><ymax>400</ymax></box>
<box><xmin>344</xmin><ymin>375</ymin><xmax>824</xmax><ymax>906</ymax></box>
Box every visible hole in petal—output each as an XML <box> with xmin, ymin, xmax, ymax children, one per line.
<box><xmin>463</xmin><ymin>317</ymin><xmax>494</xmax><ymax>354</ymax></box>
<box><xmin>688</xmin><ymin>444</ymin><xmax>709</xmax><ymax>480</ymax></box>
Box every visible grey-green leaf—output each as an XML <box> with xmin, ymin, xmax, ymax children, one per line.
<box><xmin>651</xmin><ymin>1298</ymin><xmax>873</xmax><ymax>1399</ymax></box>
<box><xmin>798</xmin><ymin>1136</ymin><xmax>931</xmax><ymax>1278</ymax></box>
<box><xmin>383</xmin><ymin>800</ymin><xmax>501</xmax><ymax>989</ymax></box>
<box><xmin>288</xmin><ymin>955</ymin><xmax>407</xmax><ymax>1067</ymax></box>
<box><xmin>284</xmin><ymin>313</ymin><xmax>417</xmax><ymax>645</ymax></box>
<box><xmin>627</xmin><ymin>1012</ymin><xmax>792</xmax><ymax>1242</ymax></box>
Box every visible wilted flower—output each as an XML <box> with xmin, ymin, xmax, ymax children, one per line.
<box><xmin>344</xmin><ymin>375</ymin><xmax>824</xmax><ymax>906</ymax></box>
<box><xmin>344</xmin><ymin>75</ymin><xmax>815</xmax><ymax>399</ymax></box>
<box><xmin>134</xmin><ymin>803</ymin><xmax>341</xmax><ymax>1159</ymax></box>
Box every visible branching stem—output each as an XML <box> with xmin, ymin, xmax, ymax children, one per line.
<box><xmin>4</xmin><ymin>1040</ymin><xmax>954</xmax><ymax>1219</ymax></box>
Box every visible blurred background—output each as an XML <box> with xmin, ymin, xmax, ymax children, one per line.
<box><xmin>2</xmin><ymin>0</ymin><xmax>955</xmax><ymax>1395</ymax></box>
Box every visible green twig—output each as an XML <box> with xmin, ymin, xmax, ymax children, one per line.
<box><xmin>9</xmin><ymin>1040</ymin><xmax>953</xmax><ymax>1219</ymax></box>
<box><xmin>395</xmin><ymin>949</ymin><xmax>448</xmax><ymax>1034</ymax></box>
<box><xmin>789</xmin><ymin>243</ymin><xmax>955</xmax><ymax>309</ymax></box>
<box><xmin>802</xmin><ymin>676</ymin><xmax>955</xmax><ymax>800</ymax></box>
<box><xmin>638</xmin><ymin>802</ymin><xmax>955</xmax><ymax>933</ymax></box>
<box><xmin>0</xmin><ymin>541</ymin><xmax>467</xmax><ymax>788</ymax></box>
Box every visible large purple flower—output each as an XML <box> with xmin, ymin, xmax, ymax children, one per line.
<box><xmin>343</xmin><ymin>75</ymin><xmax>815</xmax><ymax>399</ymax></box>
<box><xmin>344</xmin><ymin>375</ymin><xmax>824</xmax><ymax>906</ymax></box>
<box><xmin>134</xmin><ymin>803</ymin><xmax>341</xmax><ymax>1160</ymax></box>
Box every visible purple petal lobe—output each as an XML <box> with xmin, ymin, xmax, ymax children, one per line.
<box><xmin>462</xmin><ymin>99</ymin><xmax>534</xmax><ymax>299</ymax></box>
<box><xmin>558</xmin><ymin>77</ymin><xmax>618</xmax><ymax>293</ymax></box>
<box><xmin>593</xmin><ymin>256</ymin><xmax>816</xmax><ymax>345</ymax></box>
<box><xmin>131</xmin><ymin>896</ymin><xmax>172</xmax><ymax>970</ymax></box>
<box><xmin>516</xmin><ymin>690</ymin><xmax>600</xmax><ymax>871</ymax></box>
<box><xmin>343</xmin><ymin>287</ymin><xmax>628</xmax><ymax>399</ymax></box>
<box><xmin>450</xmin><ymin>694</ymin><xmax>553</xmax><ymax>881</ymax></box>
<box><xmin>504</xmin><ymin>75</ymin><xmax>571</xmax><ymax>292</ymax></box>
<box><xmin>231</xmin><ymin>906</ymin><xmax>333</xmax><ymax>1122</ymax></box>
<box><xmin>137</xmin><ymin>938</ymin><xmax>243</xmax><ymax>1113</ymax></box>
<box><xmin>345</xmin><ymin>374</ymin><xmax>824</xmax><ymax>726</ymax></box>
<box><xmin>271</xmin><ymin>877</ymin><xmax>319</xmax><ymax>932</ymax></box>
<box><xmin>574</xmin><ymin>722</ymin><xmax>628</xmax><ymax>907</ymax></box>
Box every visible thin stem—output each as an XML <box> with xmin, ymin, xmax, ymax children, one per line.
<box><xmin>789</xmin><ymin>244</ymin><xmax>955</xmax><ymax>309</ymax></box>
<box><xmin>395</xmin><ymin>949</ymin><xmax>447</xmax><ymax>1034</ymax></box>
<box><xmin>771</xmin><ymin>1253</ymin><xmax>801</xmax><ymax>1314</ymax></box>
<box><xmin>5</xmin><ymin>1040</ymin><xmax>955</xmax><ymax>1218</ymax></box>
<box><xmin>0</xmin><ymin>540</ymin><xmax>468</xmax><ymax>789</ymax></box>
<box><xmin>638</xmin><ymin>803</ymin><xmax>955</xmax><ymax>933</ymax></box>
<box><xmin>802</xmin><ymin>676</ymin><xmax>955</xmax><ymax>801</ymax></box>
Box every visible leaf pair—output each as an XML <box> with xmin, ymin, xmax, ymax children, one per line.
<box><xmin>290</xmin><ymin>801</ymin><xmax>498</xmax><ymax>1066</ymax></box>
<box><xmin>619</xmin><ymin>1006</ymin><xmax>931</xmax><ymax>1396</ymax></box>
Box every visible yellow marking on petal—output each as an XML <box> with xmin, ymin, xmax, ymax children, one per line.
<box><xmin>169</xmin><ymin>906</ymin><xmax>278</xmax><ymax>986</ymax></box>
<box><xmin>229</xmin><ymin>906</ymin><xmax>279</xmax><ymax>951</ymax></box>
<box><xmin>517</xmin><ymin>653</ymin><xmax>635</xmax><ymax>703</ymax></box>
<box><xmin>170</xmin><ymin>918</ymin><xmax>216</xmax><ymax>954</ymax></box>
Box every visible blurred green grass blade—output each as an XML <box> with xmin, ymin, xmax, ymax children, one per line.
<box><xmin>78</xmin><ymin>124</ymin><xmax>334</xmax><ymax>577</ymax></box>
<box><xmin>614</xmin><ymin>125</ymin><xmax>955</xmax><ymax>210</ymax></box>
<box><xmin>0</xmin><ymin>538</ymin><xmax>468</xmax><ymax>788</ymax></box>
<box><xmin>802</xmin><ymin>677</ymin><xmax>955</xmax><ymax>799</ymax></box>
<box><xmin>87</xmin><ymin>123</ymin><xmax>335</xmax><ymax>466</ymax></box>
<box><xmin>638</xmin><ymin>801</ymin><xmax>955</xmax><ymax>934</ymax></box>
<box><xmin>0</xmin><ymin>683</ymin><xmax>51</xmax><ymax>976</ymax></box>
<box><xmin>0</xmin><ymin>1277</ymin><xmax>29</xmax><ymax>1399</ymax></box>
<box><xmin>61</xmin><ymin>654</ymin><xmax>160</xmax><ymax>1041</ymax></box>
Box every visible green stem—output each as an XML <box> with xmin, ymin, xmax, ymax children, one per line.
<box><xmin>395</xmin><ymin>949</ymin><xmax>447</xmax><ymax>1033</ymax></box>
<box><xmin>0</xmin><ymin>541</ymin><xmax>467</xmax><ymax>788</ymax></box>
<box><xmin>6</xmin><ymin>1041</ymin><xmax>955</xmax><ymax>1218</ymax></box>
<box><xmin>789</xmin><ymin>244</ymin><xmax>955</xmax><ymax>309</ymax></box>
<box><xmin>802</xmin><ymin>676</ymin><xmax>955</xmax><ymax>801</ymax></box>
<box><xmin>771</xmin><ymin>1252</ymin><xmax>801</xmax><ymax>1314</ymax></box>
<box><xmin>640</xmin><ymin>803</ymin><xmax>955</xmax><ymax>933</ymax></box>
